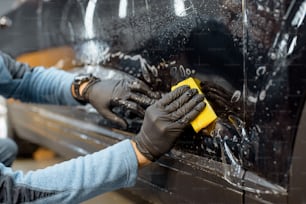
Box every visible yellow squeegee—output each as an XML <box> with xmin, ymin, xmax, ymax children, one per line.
<box><xmin>171</xmin><ymin>77</ymin><xmax>217</xmax><ymax>133</ymax></box>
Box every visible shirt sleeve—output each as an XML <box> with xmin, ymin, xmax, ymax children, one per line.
<box><xmin>0</xmin><ymin>51</ymin><xmax>80</xmax><ymax>105</ymax></box>
<box><xmin>0</xmin><ymin>139</ymin><xmax>138</xmax><ymax>204</ymax></box>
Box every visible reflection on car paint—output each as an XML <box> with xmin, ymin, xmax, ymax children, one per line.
<box><xmin>67</xmin><ymin>0</ymin><xmax>306</xmax><ymax>194</ymax></box>
<box><xmin>102</xmin><ymin>51</ymin><xmax>194</xmax><ymax>91</ymax></box>
<box><xmin>55</xmin><ymin>0</ymin><xmax>306</xmax><ymax>193</ymax></box>
<box><xmin>2</xmin><ymin>0</ymin><xmax>306</xmax><ymax>199</ymax></box>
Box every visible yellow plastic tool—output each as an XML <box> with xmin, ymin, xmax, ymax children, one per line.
<box><xmin>171</xmin><ymin>77</ymin><xmax>217</xmax><ymax>133</ymax></box>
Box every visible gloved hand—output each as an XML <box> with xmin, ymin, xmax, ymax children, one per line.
<box><xmin>133</xmin><ymin>85</ymin><xmax>206</xmax><ymax>161</ymax></box>
<box><xmin>83</xmin><ymin>78</ymin><xmax>160</xmax><ymax>129</ymax></box>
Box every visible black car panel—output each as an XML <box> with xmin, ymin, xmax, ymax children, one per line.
<box><xmin>1</xmin><ymin>0</ymin><xmax>306</xmax><ymax>203</ymax></box>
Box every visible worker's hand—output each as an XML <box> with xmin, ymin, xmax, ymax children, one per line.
<box><xmin>84</xmin><ymin>78</ymin><xmax>160</xmax><ymax>129</ymax></box>
<box><xmin>133</xmin><ymin>85</ymin><xmax>206</xmax><ymax>161</ymax></box>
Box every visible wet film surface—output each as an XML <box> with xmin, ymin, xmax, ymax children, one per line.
<box><xmin>2</xmin><ymin>0</ymin><xmax>306</xmax><ymax>195</ymax></box>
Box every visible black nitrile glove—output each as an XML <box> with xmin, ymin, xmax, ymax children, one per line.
<box><xmin>134</xmin><ymin>85</ymin><xmax>206</xmax><ymax>161</ymax></box>
<box><xmin>84</xmin><ymin>78</ymin><xmax>160</xmax><ymax>129</ymax></box>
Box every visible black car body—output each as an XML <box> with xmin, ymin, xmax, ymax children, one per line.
<box><xmin>1</xmin><ymin>0</ymin><xmax>306</xmax><ymax>203</ymax></box>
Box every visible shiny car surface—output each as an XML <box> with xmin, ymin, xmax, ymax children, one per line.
<box><xmin>1</xmin><ymin>0</ymin><xmax>306</xmax><ymax>203</ymax></box>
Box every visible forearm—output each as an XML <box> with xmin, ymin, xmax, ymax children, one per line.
<box><xmin>0</xmin><ymin>140</ymin><xmax>138</xmax><ymax>203</ymax></box>
<box><xmin>13</xmin><ymin>67</ymin><xmax>79</xmax><ymax>105</ymax></box>
<box><xmin>0</xmin><ymin>52</ymin><xmax>79</xmax><ymax>105</ymax></box>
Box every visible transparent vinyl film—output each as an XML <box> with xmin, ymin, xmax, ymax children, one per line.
<box><xmin>2</xmin><ymin>0</ymin><xmax>306</xmax><ymax>195</ymax></box>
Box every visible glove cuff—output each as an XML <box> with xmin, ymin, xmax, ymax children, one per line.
<box><xmin>82</xmin><ymin>77</ymin><xmax>101</xmax><ymax>102</ymax></box>
<box><xmin>71</xmin><ymin>73</ymin><xmax>101</xmax><ymax>103</ymax></box>
<box><xmin>133</xmin><ymin>134</ymin><xmax>156</xmax><ymax>162</ymax></box>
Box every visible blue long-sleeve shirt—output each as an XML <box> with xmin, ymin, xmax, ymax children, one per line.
<box><xmin>0</xmin><ymin>52</ymin><xmax>138</xmax><ymax>203</ymax></box>
<box><xmin>0</xmin><ymin>51</ymin><xmax>79</xmax><ymax>105</ymax></box>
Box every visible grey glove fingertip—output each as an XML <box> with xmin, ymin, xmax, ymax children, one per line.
<box><xmin>176</xmin><ymin>102</ymin><xmax>206</xmax><ymax>126</ymax></box>
<box><xmin>169</xmin><ymin>93</ymin><xmax>204</xmax><ymax>120</ymax></box>
<box><xmin>198</xmin><ymin>94</ymin><xmax>205</xmax><ymax>101</ymax></box>
<box><xmin>129</xmin><ymin>80</ymin><xmax>160</xmax><ymax>99</ymax></box>
<box><xmin>117</xmin><ymin>99</ymin><xmax>145</xmax><ymax>117</ymax></box>
<box><xmin>195</xmin><ymin>101</ymin><xmax>206</xmax><ymax>113</ymax></box>
<box><xmin>101</xmin><ymin>109</ymin><xmax>128</xmax><ymax>129</ymax></box>
<box><xmin>113</xmin><ymin>116</ymin><xmax>128</xmax><ymax>129</ymax></box>
<box><xmin>159</xmin><ymin>85</ymin><xmax>190</xmax><ymax>106</ymax></box>
<box><xmin>148</xmin><ymin>91</ymin><xmax>162</xmax><ymax>99</ymax></box>
<box><xmin>129</xmin><ymin>93</ymin><xmax>154</xmax><ymax>107</ymax></box>
<box><xmin>165</xmin><ymin>89</ymin><xmax>200</xmax><ymax>113</ymax></box>
<box><xmin>185</xmin><ymin>101</ymin><xmax>206</xmax><ymax>122</ymax></box>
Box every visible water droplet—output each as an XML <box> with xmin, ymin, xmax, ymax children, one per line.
<box><xmin>270</xmin><ymin>52</ymin><xmax>277</xmax><ymax>60</ymax></box>
<box><xmin>259</xmin><ymin>90</ymin><xmax>266</xmax><ymax>101</ymax></box>
<box><xmin>248</xmin><ymin>96</ymin><xmax>258</xmax><ymax>103</ymax></box>
<box><xmin>256</xmin><ymin>66</ymin><xmax>266</xmax><ymax>76</ymax></box>
<box><xmin>231</xmin><ymin>90</ymin><xmax>241</xmax><ymax>102</ymax></box>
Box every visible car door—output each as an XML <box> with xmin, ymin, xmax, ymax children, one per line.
<box><xmin>2</xmin><ymin>0</ymin><xmax>306</xmax><ymax>203</ymax></box>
